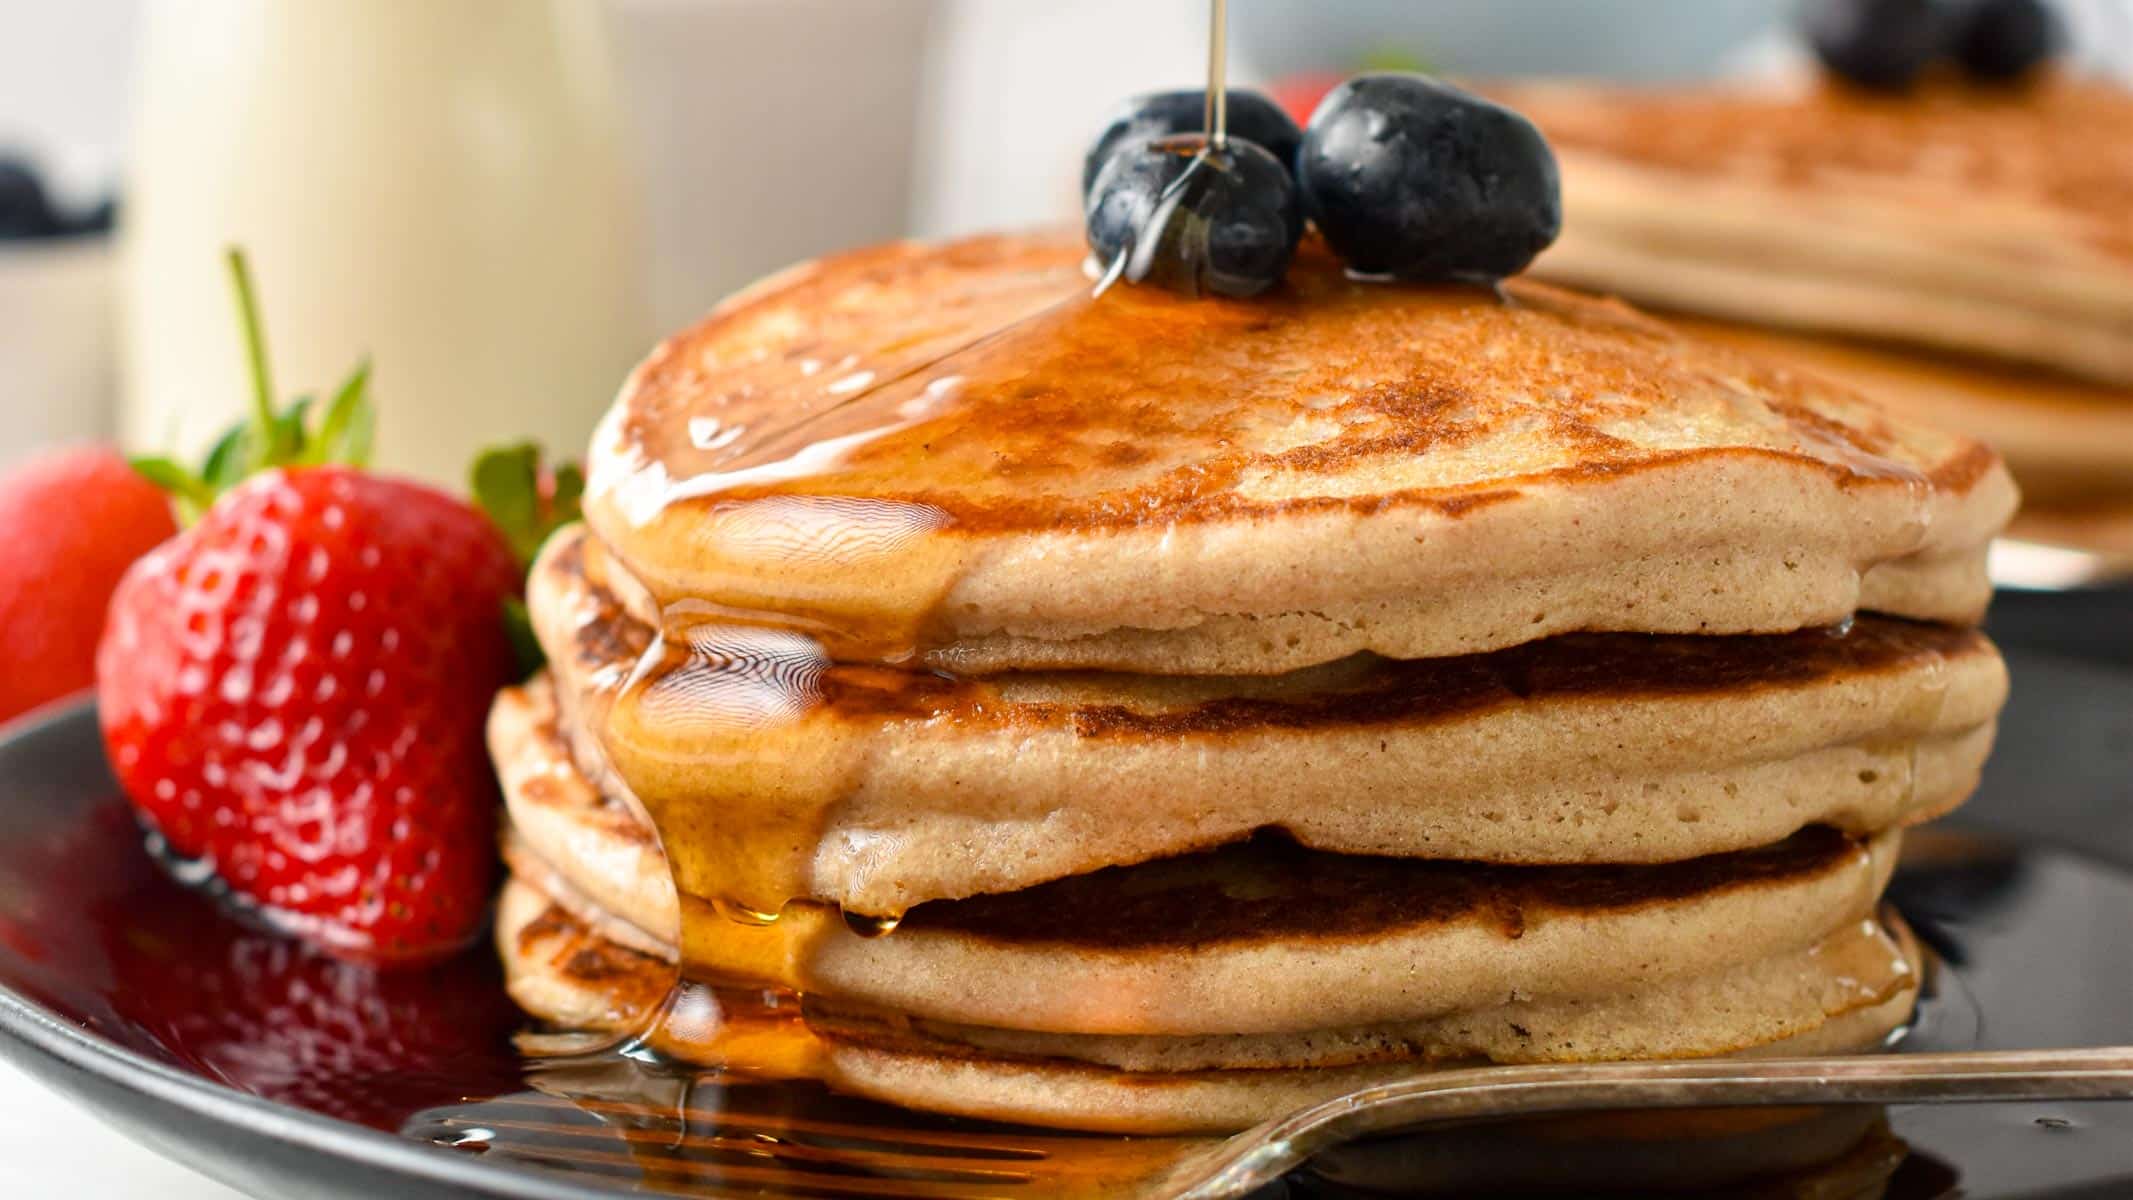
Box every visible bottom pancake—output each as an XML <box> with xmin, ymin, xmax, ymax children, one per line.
<box><xmin>496</xmin><ymin>879</ymin><xmax>1920</xmax><ymax>1134</ymax></box>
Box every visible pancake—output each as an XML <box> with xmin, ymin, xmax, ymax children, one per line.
<box><xmin>584</xmin><ymin>230</ymin><xmax>2014</xmax><ymax>679</ymax></box>
<box><xmin>1506</xmin><ymin>77</ymin><xmax>2133</xmax><ymax>387</ymax></box>
<box><xmin>496</xmin><ymin>879</ymin><xmax>1920</xmax><ymax>1134</ymax></box>
<box><xmin>519</xmin><ymin>525</ymin><xmax>2003</xmax><ymax>914</ymax></box>
<box><xmin>493</xmin><ymin>685</ymin><xmax>1906</xmax><ymax>1037</ymax></box>
<box><xmin>1670</xmin><ymin>318</ymin><xmax>2133</xmax><ymax>509</ymax></box>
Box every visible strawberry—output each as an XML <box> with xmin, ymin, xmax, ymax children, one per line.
<box><xmin>0</xmin><ymin>445</ymin><xmax>177</xmax><ymax>724</ymax></box>
<box><xmin>1268</xmin><ymin>70</ymin><xmax>1348</xmax><ymax>126</ymax></box>
<box><xmin>1268</xmin><ymin>50</ymin><xmax>1434</xmax><ymax>127</ymax></box>
<box><xmin>96</xmin><ymin>250</ymin><xmax>524</xmax><ymax>966</ymax></box>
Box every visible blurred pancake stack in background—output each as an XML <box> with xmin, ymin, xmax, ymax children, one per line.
<box><xmin>1506</xmin><ymin>73</ymin><xmax>2133</xmax><ymax>561</ymax></box>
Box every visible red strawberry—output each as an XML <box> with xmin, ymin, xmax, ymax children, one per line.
<box><xmin>98</xmin><ymin>466</ymin><xmax>520</xmax><ymax>964</ymax></box>
<box><xmin>95</xmin><ymin>249</ymin><xmax>533</xmax><ymax>967</ymax></box>
<box><xmin>1269</xmin><ymin>71</ymin><xmax>1347</xmax><ymax>126</ymax></box>
<box><xmin>0</xmin><ymin>445</ymin><xmax>177</xmax><ymax>724</ymax></box>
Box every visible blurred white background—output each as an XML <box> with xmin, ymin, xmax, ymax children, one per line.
<box><xmin>7</xmin><ymin>0</ymin><xmax>2128</xmax><ymax>283</ymax></box>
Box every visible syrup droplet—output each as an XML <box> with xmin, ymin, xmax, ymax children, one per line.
<box><xmin>710</xmin><ymin>896</ymin><xmax>783</xmax><ymax>928</ymax></box>
<box><xmin>842</xmin><ymin>910</ymin><xmax>903</xmax><ymax>939</ymax></box>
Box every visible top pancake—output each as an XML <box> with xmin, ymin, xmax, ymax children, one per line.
<box><xmin>1506</xmin><ymin>76</ymin><xmax>2133</xmax><ymax>386</ymax></box>
<box><xmin>585</xmin><ymin>230</ymin><xmax>2013</xmax><ymax>677</ymax></box>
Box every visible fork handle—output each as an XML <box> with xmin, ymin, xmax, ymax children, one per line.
<box><xmin>1180</xmin><ymin>1048</ymin><xmax>2133</xmax><ymax>1199</ymax></box>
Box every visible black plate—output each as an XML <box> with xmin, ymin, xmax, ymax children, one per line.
<box><xmin>0</xmin><ymin>627</ymin><xmax>2130</xmax><ymax>1198</ymax></box>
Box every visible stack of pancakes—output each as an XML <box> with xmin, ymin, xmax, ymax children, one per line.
<box><xmin>491</xmin><ymin>231</ymin><xmax>2016</xmax><ymax>1134</ymax></box>
<box><xmin>1502</xmin><ymin>76</ymin><xmax>2133</xmax><ymax>555</ymax></box>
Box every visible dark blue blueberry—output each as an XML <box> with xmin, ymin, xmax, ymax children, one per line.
<box><xmin>0</xmin><ymin>158</ymin><xmax>58</xmax><ymax>240</ymax></box>
<box><xmin>1085</xmin><ymin>134</ymin><xmax>1302</xmax><ymax>299</ymax></box>
<box><xmin>1294</xmin><ymin>74</ymin><xmax>1560</xmax><ymax>283</ymax></box>
<box><xmin>1803</xmin><ymin>0</ymin><xmax>1949</xmax><ymax>92</ymax></box>
<box><xmin>1954</xmin><ymin>0</ymin><xmax>2062</xmax><ymax>83</ymax></box>
<box><xmin>1082</xmin><ymin>89</ymin><xmax>1303</xmax><ymax>198</ymax></box>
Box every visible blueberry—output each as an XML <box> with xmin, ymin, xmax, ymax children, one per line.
<box><xmin>1294</xmin><ymin>74</ymin><xmax>1560</xmax><ymax>283</ymax></box>
<box><xmin>0</xmin><ymin>158</ymin><xmax>57</xmax><ymax>240</ymax></box>
<box><xmin>1954</xmin><ymin>0</ymin><xmax>2062</xmax><ymax>83</ymax></box>
<box><xmin>1082</xmin><ymin>89</ymin><xmax>1303</xmax><ymax>198</ymax></box>
<box><xmin>1803</xmin><ymin>0</ymin><xmax>1949</xmax><ymax>92</ymax></box>
<box><xmin>1086</xmin><ymin>134</ymin><xmax>1302</xmax><ymax>299</ymax></box>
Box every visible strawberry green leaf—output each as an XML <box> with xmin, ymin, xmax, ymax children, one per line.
<box><xmin>470</xmin><ymin>443</ymin><xmax>542</xmax><ymax>563</ymax></box>
<box><xmin>131</xmin><ymin>457</ymin><xmax>216</xmax><ymax>526</ymax></box>
<box><xmin>310</xmin><ymin>360</ymin><xmax>374</xmax><ymax>468</ymax></box>
<box><xmin>470</xmin><ymin>441</ymin><xmax>583</xmax><ymax>570</ymax></box>
<box><xmin>225</xmin><ymin>248</ymin><xmax>286</xmax><ymax>465</ymax></box>
<box><xmin>139</xmin><ymin>248</ymin><xmax>382</xmax><ymax>524</ymax></box>
<box><xmin>199</xmin><ymin>423</ymin><xmax>256</xmax><ymax>493</ymax></box>
<box><xmin>1358</xmin><ymin>44</ymin><xmax>1437</xmax><ymax>74</ymax></box>
<box><xmin>550</xmin><ymin>461</ymin><xmax>586</xmax><ymax>522</ymax></box>
<box><xmin>273</xmin><ymin>397</ymin><xmax>314</xmax><ymax>467</ymax></box>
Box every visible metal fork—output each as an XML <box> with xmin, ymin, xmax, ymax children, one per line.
<box><xmin>413</xmin><ymin>1046</ymin><xmax>2133</xmax><ymax>1197</ymax></box>
<box><xmin>1164</xmin><ymin>1046</ymin><xmax>2133</xmax><ymax>1197</ymax></box>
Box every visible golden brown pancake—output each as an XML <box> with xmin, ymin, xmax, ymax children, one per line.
<box><xmin>492</xmin><ymin>680</ymin><xmax>1908</xmax><ymax>1038</ymax></box>
<box><xmin>1671</xmin><ymin>317</ymin><xmax>2133</xmax><ymax>509</ymax></box>
<box><xmin>520</xmin><ymin>525</ymin><xmax>2002</xmax><ymax>915</ymax></box>
<box><xmin>584</xmin><ymin>231</ymin><xmax>2013</xmax><ymax>679</ymax></box>
<box><xmin>1510</xmin><ymin>76</ymin><xmax>2133</xmax><ymax>387</ymax></box>
<box><xmin>497</xmin><ymin>880</ymin><xmax>1920</xmax><ymax>1134</ymax></box>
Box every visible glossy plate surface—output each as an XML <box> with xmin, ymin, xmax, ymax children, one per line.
<box><xmin>0</xmin><ymin>621</ymin><xmax>2129</xmax><ymax>1198</ymax></box>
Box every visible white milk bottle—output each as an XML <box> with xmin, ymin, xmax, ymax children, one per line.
<box><xmin>121</xmin><ymin>0</ymin><xmax>650</xmax><ymax>486</ymax></box>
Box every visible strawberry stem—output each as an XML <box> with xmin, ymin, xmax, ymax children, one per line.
<box><xmin>225</xmin><ymin>247</ymin><xmax>283</xmax><ymax>464</ymax></box>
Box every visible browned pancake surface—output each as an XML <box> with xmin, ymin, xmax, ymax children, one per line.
<box><xmin>606</xmin><ymin>234</ymin><xmax>1994</xmax><ymax>538</ymax></box>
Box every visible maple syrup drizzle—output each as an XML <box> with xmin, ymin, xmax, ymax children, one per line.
<box><xmin>1204</xmin><ymin>0</ymin><xmax>1230</xmax><ymax>151</ymax></box>
<box><xmin>1093</xmin><ymin>0</ymin><xmax>1248</xmax><ymax>298</ymax></box>
<box><xmin>591</xmin><ymin>0</ymin><xmax>1261</xmax><ymax>969</ymax></box>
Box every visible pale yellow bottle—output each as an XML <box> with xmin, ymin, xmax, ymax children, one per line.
<box><xmin>121</xmin><ymin>0</ymin><xmax>650</xmax><ymax>486</ymax></box>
